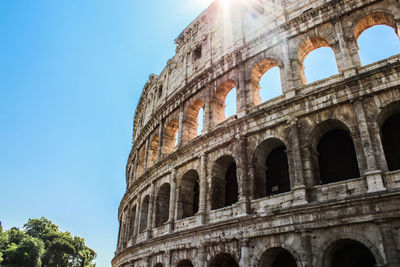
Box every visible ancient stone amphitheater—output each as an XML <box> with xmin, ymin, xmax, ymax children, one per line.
<box><xmin>113</xmin><ymin>0</ymin><xmax>400</xmax><ymax>266</ymax></box>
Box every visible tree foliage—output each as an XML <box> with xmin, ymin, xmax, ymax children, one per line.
<box><xmin>0</xmin><ymin>218</ymin><xmax>96</xmax><ymax>267</ymax></box>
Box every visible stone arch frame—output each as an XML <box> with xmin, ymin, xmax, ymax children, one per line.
<box><xmin>170</xmin><ymin>247</ymin><xmax>199</xmax><ymax>267</ymax></box>
<box><xmin>296</xmin><ymin>34</ymin><xmax>341</xmax><ymax>84</ymax></box>
<box><xmin>177</xmin><ymin>169</ymin><xmax>200</xmax><ymax>220</ymax></box>
<box><xmin>206</xmin><ymin>243</ymin><xmax>241</xmax><ymax>267</ymax></box>
<box><xmin>139</xmin><ymin>194</ymin><xmax>150</xmax><ymax>233</ymax></box>
<box><xmin>352</xmin><ymin>11</ymin><xmax>399</xmax><ymax>48</ymax></box>
<box><xmin>316</xmin><ymin>232</ymin><xmax>386</xmax><ymax>267</ymax></box>
<box><xmin>248</xmin><ymin>54</ymin><xmax>285</xmax><ymax>106</ymax></box>
<box><xmin>252</xmin><ymin>137</ymin><xmax>292</xmax><ymax>199</ymax></box>
<box><xmin>137</xmin><ymin>145</ymin><xmax>146</xmax><ymax>178</ymax></box>
<box><xmin>154</xmin><ymin>182</ymin><xmax>171</xmax><ymax>227</ymax></box>
<box><xmin>253</xmin><ymin>243</ymin><xmax>304</xmax><ymax>267</ymax></box>
<box><xmin>306</xmin><ymin>118</ymin><xmax>362</xmax><ymax>185</ymax></box>
<box><xmin>147</xmin><ymin>132</ymin><xmax>160</xmax><ymax>168</ymax></box>
<box><xmin>162</xmin><ymin>117</ymin><xmax>179</xmax><ymax>156</ymax></box>
<box><xmin>184</xmin><ymin>98</ymin><xmax>205</xmax><ymax>143</ymax></box>
<box><xmin>213</xmin><ymin>78</ymin><xmax>238</xmax><ymax>125</ymax></box>
<box><xmin>210</xmin><ymin>153</ymin><xmax>239</xmax><ymax>210</ymax></box>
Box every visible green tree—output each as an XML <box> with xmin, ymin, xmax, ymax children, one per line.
<box><xmin>0</xmin><ymin>218</ymin><xmax>96</xmax><ymax>267</ymax></box>
<box><xmin>0</xmin><ymin>227</ymin><xmax>44</xmax><ymax>267</ymax></box>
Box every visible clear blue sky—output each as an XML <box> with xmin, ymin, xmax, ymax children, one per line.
<box><xmin>0</xmin><ymin>0</ymin><xmax>398</xmax><ymax>266</ymax></box>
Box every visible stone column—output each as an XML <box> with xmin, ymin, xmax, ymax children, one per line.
<box><xmin>203</xmin><ymin>85</ymin><xmax>212</xmax><ymax>133</ymax></box>
<box><xmin>352</xmin><ymin>99</ymin><xmax>386</xmax><ymax>192</ymax></box>
<box><xmin>157</xmin><ymin>120</ymin><xmax>164</xmax><ymax>160</ymax></box>
<box><xmin>282</xmin><ymin>40</ymin><xmax>296</xmax><ymax>98</ymax></box>
<box><xmin>144</xmin><ymin>138</ymin><xmax>150</xmax><ymax>170</ymax></box>
<box><xmin>288</xmin><ymin>117</ymin><xmax>308</xmax><ymax>205</ymax></box>
<box><xmin>198</xmin><ymin>153</ymin><xmax>207</xmax><ymax>224</ymax></box>
<box><xmin>146</xmin><ymin>183</ymin><xmax>155</xmax><ymax>239</ymax></box>
<box><xmin>237</xmin><ymin>62</ymin><xmax>248</xmax><ymax>118</ymax></box>
<box><xmin>133</xmin><ymin>149</ymin><xmax>139</xmax><ymax>182</ymax></box>
<box><xmin>239</xmin><ymin>239</ymin><xmax>251</xmax><ymax>267</ymax></box>
<box><xmin>134</xmin><ymin>202</ymin><xmax>140</xmax><ymax>236</ymax></box>
<box><xmin>300</xmin><ymin>231</ymin><xmax>313</xmax><ymax>267</ymax></box>
<box><xmin>198</xmin><ymin>246</ymin><xmax>207</xmax><ymax>267</ymax></box>
<box><xmin>334</xmin><ymin>18</ymin><xmax>358</xmax><ymax>77</ymax></box>
<box><xmin>369</xmin><ymin>120</ymin><xmax>389</xmax><ymax>172</ymax></box>
<box><xmin>237</xmin><ymin>135</ymin><xmax>251</xmax><ymax>214</ymax></box>
<box><xmin>379</xmin><ymin>221</ymin><xmax>400</xmax><ymax>267</ymax></box>
<box><xmin>168</xmin><ymin>169</ymin><xmax>177</xmax><ymax>232</ymax></box>
<box><xmin>178</xmin><ymin>105</ymin><xmax>184</xmax><ymax>147</ymax></box>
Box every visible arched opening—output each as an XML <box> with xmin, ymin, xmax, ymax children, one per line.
<box><xmin>250</xmin><ymin>58</ymin><xmax>282</xmax><ymax>106</ymax></box>
<box><xmin>137</xmin><ymin>146</ymin><xmax>146</xmax><ymax>177</ymax></box>
<box><xmin>209</xmin><ymin>253</ymin><xmax>239</xmax><ymax>267</ymax></box>
<box><xmin>258</xmin><ymin>247</ymin><xmax>298</xmax><ymax>267</ymax></box>
<box><xmin>314</xmin><ymin>121</ymin><xmax>360</xmax><ymax>184</ymax></box>
<box><xmin>177</xmin><ymin>260</ymin><xmax>194</xmax><ymax>267</ymax></box>
<box><xmin>163</xmin><ymin>118</ymin><xmax>179</xmax><ymax>155</ymax></box>
<box><xmin>381</xmin><ymin>113</ymin><xmax>400</xmax><ymax>171</ymax></box>
<box><xmin>128</xmin><ymin>205</ymin><xmax>136</xmax><ymax>238</ymax></box>
<box><xmin>139</xmin><ymin>195</ymin><xmax>149</xmax><ymax>233</ymax></box>
<box><xmin>177</xmin><ymin>170</ymin><xmax>200</xmax><ymax>220</ymax></box>
<box><xmin>147</xmin><ymin>134</ymin><xmax>159</xmax><ymax>168</ymax></box>
<box><xmin>298</xmin><ymin>37</ymin><xmax>339</xmax><ymax>84</ymax></box>
<box><xmin>184</xmin><ymin>99</ymin><xmax>205</xmax><ymax>143</ymax></box>
<box><xmin>253</xmin><ymin>138</ymin><xmax>290</xmax><ymax>199</ymax></box>
<box><xmin>354</xmin><ymin>12</ymin><xmax>399</xmax><ymax>65</ymax></box>
<box><xmin>197</xmin><ymin>107</ymin><xmax>204</xmax><ymax>135</ymax></box>
<box><xmin>214</xmin><ymin>80</ymin><xmax>237</xmax><ymax>125</ymax></box>
<box><xmin>155</xmin><ymin>183</ymin><xmax>171</xmax><ymax>227</ymax></box>
<box><xmin>357</xmin><ymin>25</ymin><xmax>400</xmax><ymax>65</ymax></box>
<box><xmin>211</xmin><ymin>155</ymin><xmax>238</xmax><ymax>210</ymax></box>
<box><xmin>154</xmin><ymin>264</ymin><xmax>163</xmax><ymax>267</ymax></box>
<box><xmin>323</xmin><ymin>239</ymin><xmax>377</xmax><ymax>267</ymax></box>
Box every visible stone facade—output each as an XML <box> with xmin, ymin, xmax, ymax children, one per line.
<box><xmin>113</xmin><ymin>0</ymin><xmax>400</xmax><ymax>266</ymax></box>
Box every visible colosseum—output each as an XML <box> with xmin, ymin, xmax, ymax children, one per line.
<box><xmin>113</xmin><ymin>0</ymin><xmax>400</xmax><ymax>266</ymax></box>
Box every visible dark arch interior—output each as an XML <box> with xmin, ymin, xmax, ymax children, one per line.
<box><xmin>259</xmin><ymin>248</ymin><xmax>297</xmax><ymax>267</ymax></box>
<box><xmin>211</xmin><ymin>156</ymin><xmax>239</xmax><ymax>210</ymax></box>
<box><xmin>178</xmin><ymin>170</ymin><xmax>200</xmax><ymax>219</ymax></box>
<box><xmin>327</xmin><ymin>239</ymin><xmax>377</xmax><ymax>267</ymax></box>
<box><xmin>317</xmin><ymin>129</ymin><xmax>360</xmax><ymax>184</ymax></box>
<box><xmin>154</xmin><ymin>264</ymin><xmax>163</xmax><ymax>267</ymax></box>
<box><xmin>139</xmin><ymin>196</ymin><xmax>149</xmax><ymax>233</ymax></box>
<box><xmin>381</xmin><ymin>113</ymin><xmax>400</xmax><ymax>171</ymax></box>
<box><xmin>265</xmin><ymin>146</ymin><xmax>290</xmax><ymax>196</ymax></box>
<box><xmin>210</xmin><ymin>253</ymin><xmax>239</xmax><ymax>267</ymax></box>
<box><xmin>155</xmin><ymin>184</ymin><xmax>171</xmax><ymax>227</ymax></box>
<box><xmin>128</xmin><ymin>205</ymin><xmax>136</xmax><ymax>237</ymax></box>
<box><xmin>177</xmin><ymin>260</ymin><xmax>194</xmax><ymax>267</ymax></box>
<box><xmin>225</xmin><ymin>163</ymin><xmax>238</xmax><ymax>207</ymax></box>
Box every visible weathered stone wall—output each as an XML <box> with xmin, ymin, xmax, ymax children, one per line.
<box><xmin>115</xmin><ymin>0</ymin><xmax>400</xmax><ymax>266</ymax></box>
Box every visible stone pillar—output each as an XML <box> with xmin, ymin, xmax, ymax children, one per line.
<box><xmin>203</xmin><ymin>85</ymin><xmax>212</xmax><ymax>133</ymax></box>
<box><xmin>300</xmin><ymin>231</ymin><xmax>313</xmax><ymax>267</ymax></box>
<box><xmin>144</xmin><ymin>138</ymin><xmax>150</xmax><ymax>170</ymax></box>
<box><xmin>379</xmin><ymin>221</ymin><xmax>400</xmax><ymax>267</ymax></box>
<box><xmin>237</xmin><ymin>62</ymin><xmax>248</xmax><ymax>118</ymax></box>
<box><xmin>239</xmin><ymin>239</ymin><xmax>251</xmax><ymax>267</ymax></box>
<box><xmin>178</xmin><ymin>105</ymin><xmax>184</xmax><ymax>147</ymax></box>
<box><xmin>168</xmin><ymin>169</ymin><xmax>177</xmax><ymax>232</ymax></box>
<box><xmin>198</xmin><ymin>153</ymin><xmax>207</xmax><ymax>224</ymax></box>
<box><xmin>282</xmin><ymin>40</ymin><xmax>296</xmax><ymax>98</ymax></box>
<box><xmin>133</xmin><ymin>149</ymin><xmax>139</xmax><ymax>182</ymax></box>
<box><xmin>157</xmin><ymin>120</ymin><xmax>164</xmax><ymax>160</ymax></box>
<box><xmin>198</xmin><ymin>246</ymin><xmax>207</xmax><ymax>267</ymax></box>
<box><xmin>353</xmin><ymin>99</ymin><xmax>386</xmax><ymax>192</ymax></box>
<box><xmin>134</xmin><ymin>202</ymin><xmax>140</xmax><ymax>236</ymax></box>
<box><xmin>334</xmin><ymin>18</ymin><xmax>358</xmax><ymax>77</ymax></box>
<box><xmin>146</xmin><ymin>183</ymin><xmax>155</xmax><ymax>239</ymax></box>
<box><xmin>288</xmin><ymin>117</ymin><xmax>308</xmax><ymax>205</ymax></box>
<box><xmin>369</xmin><ymin>120</ymin><xmax>389</xmax><ymax>172</ymax></box>
<box><xmin>237</xmin><ymin>135</ymin><xmax>251</xmax><ymax>214</ymax></box>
